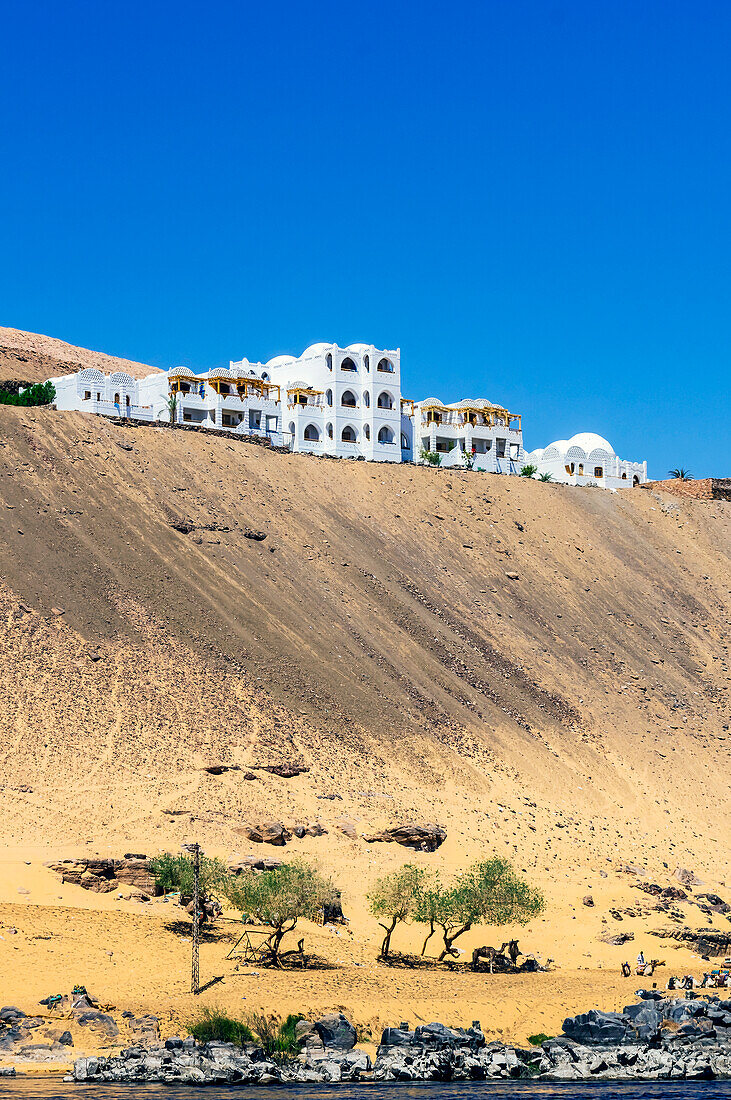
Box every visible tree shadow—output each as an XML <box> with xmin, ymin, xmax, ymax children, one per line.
<box><xmin>163</xmin><ymin>920</ymin><xmax>236</xmax><ymax>944</ymax></box>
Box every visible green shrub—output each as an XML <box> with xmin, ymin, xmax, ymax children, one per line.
<box><xmin>149</xmin><ymin>851</ymin><xmax>229</xmax><ymax>898</ymax></box>
<box><xmin>528</xmin><ymin>1032</ymin><xmax>553</xmax><ymax>1046</ymax></box>
<box><xmin>186</xmin><ymin>1006</ymin><xmax>256</xmax><ymax>1046</ymax></box>
<box><xmin>0</xmin><ymin>382</ymin><xmax>56</xmax><ymax>407</ymax></box>
<box><xmin>520</xmin><ymin>463</ymin><xmax>537</xmax><ymax>477</ymax></box>
<box><xmin>245</xmin><ymin>1013</ymin><xmax>304</xmax><ymax>1061</ymax></box>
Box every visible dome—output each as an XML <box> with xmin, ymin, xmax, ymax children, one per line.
<box><xmin>567</xmin><ymin>432</ymin><xmax>615</xmax><ymax>455</ymax></box>
<box><xmin>301</xmin><ymin>343</ymin><xmax>333</xmax><ymax>357</ymax></box>
<box><xmin>419</xmin><ymin>397</ymin><xmax>444</xmax><ymax>408</ymax></box>
<box><xmin>108</xmin><ymin>371</ymin><xmax>134</xmax><ymax>384</ymax></box>
<box><xmin>207</xmin><ymin>366</ymin><xmax>235</xmax><ymax>380</ymax></box>
<box><xmin>265</xmin><ymin>354</ymin><xmax>297</xmax><ymax>368</ymax></box>
<box><xmin>168</xmin><ymin>365</ymin><xmax>195</xmax><ymax>378</ymax></box>
<box><xmin>345</xmin><ymin>343</ymin><xmax>370</xmax><ymax>353</ymax></box>
<box><xmin>542</xmin><ymin>439</ymin><xmax>570</xmax><ymax>457</ymax></box>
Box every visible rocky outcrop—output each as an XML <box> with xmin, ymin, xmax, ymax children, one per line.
<box><xmin>46</xmin><ymin>856</ymin><xmax>159</xmax><ymax>896</ymax></box>
<box><xmin>363</xmin><ymin>822</ymin><xmax>447</xmax><ymax>852</ymax></box>
<box><xmin>238</xmin><ymin>822</ymin><xmax>292</xmax><ymax>846</ymax></box>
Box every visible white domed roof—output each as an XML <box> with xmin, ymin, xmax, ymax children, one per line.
<box><xmin>266</xmin><ymin>354</ymin><xmax>297</xmax><ymax>368</ymax></box>
<box><xmin>207</xmin><ymin>366</ymin><xmax>235</xmax><ymax>380</ymax></box>
<box><xmin>419</xmin><ymin>397</ymin><xmax>444</xmax><ymax>408</ymax></box>
<box><xmin>169</xmin><ymin>365</ymin><xmax>195</xmax><ymax>378</ymax></box>
<box><xmin>567</xmin><ymin>432</ymin><xmax>615</xmax><ymax>455</ymax></box>
<box><xmin>302</xmin><ymin>343</ymin><xmax>333</xmax><ymax>357</ymax></box>
<box><xmin>345</xmin><ymin>342</ymin><xmax>370</xmax><ymax>353</ymax></box>
<box><xmin>542</xmin><ymin>439</ymin><xmax>570</xmax><ymax>456</ymax></box>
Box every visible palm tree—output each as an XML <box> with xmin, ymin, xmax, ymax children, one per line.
<box><xmin>538</xmin><ymin>472</ymin><xmax>553</xmax><ymax>482</ymax></box>
<box><xmin>166</xmin><ymin>393</ymin><xmax>178</xmax><ymax>426</ymax></box>
<box><xmin>669</xmin><ymin>468</ymin><xmax>693</xmax><ymax>480</ymax></box>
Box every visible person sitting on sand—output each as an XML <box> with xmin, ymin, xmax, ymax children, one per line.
<box><xmin>637</xmin><ymin>951</ymin><xmax>646</xmax><ymax>966</ymax></box>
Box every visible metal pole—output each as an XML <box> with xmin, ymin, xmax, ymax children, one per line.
<box><xmin>191</xmin><ymin>843</ymin><xmax>200</xmax><ymax>995</ymax></box>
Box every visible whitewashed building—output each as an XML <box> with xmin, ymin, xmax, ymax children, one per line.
<box><xmin>49</xmin><ymin>342</ymin><xmax>527</xmax><ymax>473</ymax></box>
<box><xmin>524</xmin><ymin>433</ymin><xmax>647</xmax><ymax>489</ymax></box>
<box><xmin>405</xmin><ymin>397</ymin><xmax>524</xmax><ymax>472</ymax></box>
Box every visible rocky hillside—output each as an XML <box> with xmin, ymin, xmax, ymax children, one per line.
<box><xmin>0</xmin><ymin>326</ymin><xmax>162</xmax><ymax>385</ymax></box>
<box><xmin>0</xmin><ymin>391</ymin><xmax>729</xmax><ymax>979</ymax></box>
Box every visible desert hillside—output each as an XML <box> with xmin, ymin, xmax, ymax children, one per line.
<box><xmin>0</xmin><ymin>388</ymin><xmax>729</xmax><ymax>1045</ymax></box>
<box><xmin>0</xmin><ymin>326</ymin><xmax>162</xmax><ymax>385</ymax></box>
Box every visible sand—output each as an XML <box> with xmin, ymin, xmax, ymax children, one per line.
<box><xmin>0</xmin><ymin>393</ymin><xmax>729</xmax><ymax>1057</ymax></box>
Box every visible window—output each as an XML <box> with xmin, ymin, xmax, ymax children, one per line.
<box><xmin>633</xmin><ymin>475</ymin><xmax>640</xmax><ymax>486</ymax></box>
<box><xmin>261</xmin><ymin>372</ymin><xmax>269</xmax><ymax>381</ymax></box>
<box><xmin>97</xmin><ymin>392</ymin><xmax>101</xmax><ymax>401</ymax></box>
<box><xmin>377</xmin><ymin>391</ymin><xmax>393</xmax><ymax>409</ymax></box>
<box><xmin>426</xmin><ymin>409</ymin><xmax>441</xmax><ymax>424</ymax></box>
<box><xmin>341</xmin><ymin>356</ymin><xmax>356</xmax><ymax>371</ymax></box>
<box><xmin>594</xmin><ymin>466</ymin><xmax>603</xmax><ymax>478</ymax></box>
<box><xmin>114</xmin><ymin>393</ymin><xmax>120</xmax><ymax>405</ymax></box>
<box><xmin>341</xmin><ymin>390</ymin><xmax>357</xmax><ymax>407</ymax></box>
<box><xmin>401</xmin><ymin>432</ymin><xmax>410</xmax><ymax>450</ymax></box>
<box><xmin>621</xmin><ymin>471</ymin><xmax>627</xmax><ymax>480</ymax></box>
<box><xmin>578</xmin><ymin>463</ymin><xmax>584</xmax><ymax>475</ymax></box>
<box><xmin>377</xmin><ymin>358</ymin><xmax>394</xmax><ymax>372</ymax></box>
<box><xmin>363</xmin><ymin>391</ymin><xmax>370</xmax><ymax>408</ymax></box>
<box><xmin>496</xmin><ymin>438</ymin><xmax>506</xmax><ymax>458</ymax></box>
<box><xmin>326</xmin><ymin>388</ymin><xmax>333</xmax><ymax>406</ymax></box>
<box><xmin>364</xmin><ymin>354</ymin><xmax>370</xmax><ymax>371</ymax></box>
<box><xmin>566</xmin><ymin>462</ymin><xmax>575</xmax><ymax>474</ymax></box>
<box><xmin>303</xmin><ymin>424</ymin><xmax>320</xmax><ymax>441</ymax></box>
<box><xmin>341</xmin><ymin>425</ymin><xmax>357</xmax><ymax>442</ymax></box>
<box><xmin>125</xmin><ymin>395</ymin><xmax>131</xmax><ymax>406</ymax></box>
<box><xmin>378</xmin><ymin>425</ymin><xmax>395</xmax><ymax>444</ymax></box>
<box><xmin>84</xmin><ymin>390</ymin><xmax>91</xmax><ymax>400</ymax></box>
<box><xmin>364</xmin><ymin>424</ymin><xmax>370</xmax><ymax>440</ymax></box>
<box><xmin>326</xmin><ymin>353</ymin><xmax>333</xmax><ymax>371</ymax></box>
<box><xmin>326</xmin><ymin>422</ymin><xmax>333</xmax><ymax>439</ymax></box>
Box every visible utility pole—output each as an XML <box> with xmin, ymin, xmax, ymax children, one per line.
<box><xmin>183</xmin><ymin>842</ymin><xmax>201</xmax><ymax>995</ymax></box>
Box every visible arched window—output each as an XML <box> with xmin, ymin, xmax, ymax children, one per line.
<box><xmin>377</xmin><ymin>391</ymin><xmax>393</xmax><ymax>409</ymax></box>
<box><xmin>341</xmin><ymin>356</ymin><xmax>356</xmax><ymax>371</ymax></box>
<box><xmin>288</xmin><ymin>421</ymin><xmax>295</xmax><ymax>436</ymax></box>
<box><xmin>364</xmin><ymin>354</ymin><xmax>370</xmax><ymax>372</ymax></box>
<box><xmin>261</xmin><ymin>372</ymin><xmax>269</xmax><ymax>381</ymax></box>
<box><xmin>114</xmin><ymin>393</ymin><xmax>120</xmax><ymax>405</ymax></box>
<box><xmin>401</xmin><ymin>432</ymin><xmax>410</xmax><ymax>450</ymax></box>
<box><xmin>326</xmin><ymin>353</ymin><xmax>333</xmax><ymax>371</ymax></box>
<box><xmin>326</xmin><ymin>422</ymin><xmax>333</xmax><ymax>439</ymax></box>
<box><xmin>621</xmin><ymin>471</ymin><xmax>628</xmax><ymax>480</ymax></box>
<box><xmin>633</xmin><ymin>474</ymin><xmax>640</xmax><ymax>487</ymax></box>
<box><xmin>303</xmin><ymin>424</ymin><xmax>320</xmax><ymax>441</ymax></box>
<box><xmin>341</xmin><ymin>390</ymin><xmax>357</xmax><ymax>407</ymax></box>
<box><xmin>378</xmin><ymin>425</ymin><xmax>395</xmax><ymax>444</ymax></box>
<box><xmin>377</xmin><ymin>358</ymin><xmax>394</xmax><ymax>373</ymax></box>
<box><xmin>363</xmin><ymin>391</ymin><xmax>370</xmax><ymax>408</ymax></box>
<box><xmin>578</xmin><ymin>463</ymin><xmax>584</xmax><ymax>475</ymax></box>
<box><xmin>364</xmin><ymin>424</ymin><xmax>371</xmax><ymax>440</ymax></box>
<box><xmin>326</xmin><ymin>388</ymin><xmax>333</xmax><ymax>406</ymax></box>
<box><xmin>341</xmin><ymin>425</ymin><xmax>357</xmax><ymax>442</ymax></box>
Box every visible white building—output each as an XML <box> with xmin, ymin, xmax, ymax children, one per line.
<box><xmin>525</xmin><ymin>433</ymin><xmax>647</xmax><ymax>489</ymax></box>
<box><xmin>405</xmin><ymin>397</ymin><xmax>524</xmax><ymax>472</ymax></box>
<box><xmin>231</xmin><ymin>342</ymin><xmax>403</xmax><ymax>462</ymax></box>
<box><xmin>48</xmin><ymin>342</ymin><xmax>525</xmax><ymax>472</ymax></box>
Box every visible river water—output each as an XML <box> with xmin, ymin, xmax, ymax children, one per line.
<box><xmin>2</xmin><ymin>1082</ymin><xmax>728</xmax><ymax>1099</ymax></box>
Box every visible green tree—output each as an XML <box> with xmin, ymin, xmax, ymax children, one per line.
<box><xmin>520</xmin><ymin>463</ymin><xmax>537</xmax><ymax>477</ymax></box>
<box><xmin>669</xmin><ymin>468</ymin><xmax>693</xmax><ymax>480</ymax></box>
<box><xmin>149</xmin><ymin>851</ymin><xmax>229</xmax><ymax>900</ymax></box>
<box><xmin>0</xmin><ymin>381</ymin><xmax>56</xmax><ymax>407</ymax></box>
<box><xmin>415</xmin><ymin>858</ymin><xmax>545</xmax><ymax>961</ymax></box>
<box><xmin>224</xmin><ymin>859</ymin><xmax>333</xmax><ymax>966</ymax></box>
<box><xmin>368</xmin><ymin>863</ymin><xmax>428</xmax><ymax>959</ymax></box>
<box><xmin>166</xmin><ymin>392</ymin><xmax>178</xmax><ymax>425</ymax></box>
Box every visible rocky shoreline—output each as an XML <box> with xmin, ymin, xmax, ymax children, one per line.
<box><xmin>69</xmin><ymin>995</ymin><xmax>731</xmax><ymax>1084</ymax></box>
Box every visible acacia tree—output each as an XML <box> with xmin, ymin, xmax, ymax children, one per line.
<box><xmin>368</xmin><ymin>864</ymin><xmax>428</xmax><ymax>959</ymax></box>
<box><xmin>149</xmin><ymin>851</ymin><xmax>229</xmax><ymax>922</ymax></box>
<box><xmin>224</xmin><ymin>859</ymin><xmax>334</xmax><ymax>966</ymax></box>
<box><xmin>415</xmin><ymin>858</ymin><xmax>545</xmax><ymax>961</ymax></box>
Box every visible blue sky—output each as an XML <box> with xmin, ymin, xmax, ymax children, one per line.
<box><xmin>2</xmin><ymin>1</ymin><xmax>729</xmax><ymax>477</ymax></box>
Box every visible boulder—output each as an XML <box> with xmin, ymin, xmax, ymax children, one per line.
<box><xmin>229</xmin><ymin>856</ymin><xmax>283</xmax><ymax>873</ymax></box>
<box><xmin>257</xmin><ymin>763</ymin><xmax>309</xmax><ymax>778</ymax></box>
<box><xmin>583</xmin><ymin>895</ymin><xmax>595</xmax><ymax>907</ymax></box>
<box><xmin>674</xmin><ymin>866</ymin><xmax>703</xmax><ymax>887</ymax></box>
<box><xmin>363</xmin><ymin>822</ymin><xmax>447</xmax><ymax>852</ymax></box>
<box><xmin>239</xmin><ymin>821</ymin><xmax>292</xmax><ymax>846</ymax></box>
<box><xmin>313</xmin><ymin>1013</ymin><xmax>356</xmax><ymax>1051</ymax></box>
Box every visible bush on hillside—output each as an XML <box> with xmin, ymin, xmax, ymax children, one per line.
<box><xmin>186</xmin><ymin>1005</ymin><xmax>256</xmax><ymax>1046</ymax></box>
<box><xmin>0</xmin><ymin>382</ymin><xmax>56</xmax><ymax>407</ymax></box>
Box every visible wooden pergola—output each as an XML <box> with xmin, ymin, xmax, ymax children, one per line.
<box><xmin>287</xmin><ymin>386</ymin><xmax>323</xmax><ymax>407</ymax></box>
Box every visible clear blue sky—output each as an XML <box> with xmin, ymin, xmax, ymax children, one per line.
<box><xmin>2</xmin><ymin>1</ymin><xmax>729</xmax><ymax>477</ymax></box>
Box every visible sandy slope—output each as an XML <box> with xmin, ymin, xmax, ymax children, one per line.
<box><xmin>0</xmin><ymin>326</ymin><xmax>162</xmax><ymax>384</ymax></box>
<box><xmin>0</xmin><ymin>399</ymin><xmax>729</xmax><ymax>1041</ymax></box>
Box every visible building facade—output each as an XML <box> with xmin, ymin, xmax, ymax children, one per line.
<box><xmin>524</xmin><ymin>433</ymin><xmax>647</xmax><ymax>489</ymax></box>
<box><xmin>404</xmin><ymin>397</ymin><xmax>524</xmax><ymax>473</ymax></box>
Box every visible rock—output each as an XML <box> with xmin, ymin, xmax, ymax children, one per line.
<box><xmin>313</xmin><ymin>1013</ymin><xmax>356</xmax><ymax>1051</ymax></box>
<box><xmin>58</xmin><ymin>1031</ymin><xmax>74</xmax><ymax>1046</ymax></box>
<box><xmin>202</xmin><ymin>763</ymin><xmax>240</xmax><ymax>775</ymax></box>
<box><xmin>238</xmin><ymin>821</ymin><xmax>292</xmax><ymax>846</ymax></box>
<box><xmin>598</xmin><ymin>931</ymin><xmax>634</xmax><ymax>945</ymax></box>
<box><xmin>335</xmin><ymin>817</ymin><xmax>358</xmax><ymax>839</ymax></box>
<box><xmin>229</xmin><ymin>856</ymin><xmax>283</xmax><ymax>873</ymax></box>
<box><xmin>0</xmin><ymin>1006</ymin><xmax>26</xmax><ymax>1021</ymax></box>
<box><xmin>583</xmin><ymin>895</ymin><xmax>594</xmax><ymax>907</ymax></box>
<box><xmin>363</xmin><ymin>822</ymin><xmax>447</xmax><ymax>852</ymax></box>
<box><xmin>257</xmin><ymin>762</ymin><xmax>309</xmax><ymax>778</ymax></box>
<box><xmin>243</xmin><ymin>529</ymin><xmax>267</xmax><ymax>541</ymax></box>
<box><xmin>505</xmin><ymin>572</ymin><xmax>520</xmax><ymax>580</ymax></box>
<box><xmin>674</xmin><ymin>866</ymin><xmax>703</xmax><ymax>887</ymax></box>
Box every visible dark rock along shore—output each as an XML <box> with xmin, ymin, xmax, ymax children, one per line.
<box><xmin>70</xmin><ymin>995</ymin><xmax>731</xmax><ymax>1084</ymax></box>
